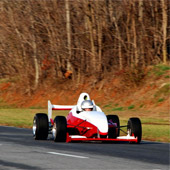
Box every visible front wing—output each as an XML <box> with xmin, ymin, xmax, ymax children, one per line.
<box><xmin>66</xmin><ymin>134</ymin><xmax>138</xmax><ymax>143</ymax></box>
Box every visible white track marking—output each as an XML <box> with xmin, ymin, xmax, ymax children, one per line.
<box><xmin>47</xmin><ymin>152</ymin><xmax>89</xmax><ymax>159</ymax></box>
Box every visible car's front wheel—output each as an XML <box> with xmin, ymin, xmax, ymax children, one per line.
<box><xmin>33</xmin><ymin>113</ymin><xmax>49</xmax><ymax>140</ymax></box>
<box><xmin>127</xmin><ymin>117</ymin><xmax>142</xmax><ymax>144</ymax></box>
<box><xmin>52</xmin><ymin>116</ymin><xmax>67</xmax><ymax>142</ymax></box>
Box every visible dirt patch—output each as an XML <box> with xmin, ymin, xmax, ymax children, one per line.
<box><xmin>0</xmin><ymin>82</ymin><xmax>11</xmax><ymax>90</ymax></box>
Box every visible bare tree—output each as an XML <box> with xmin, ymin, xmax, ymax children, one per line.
<box><xmin>0</xmin><ymin>0</ymin><xmax>169</xmax><ymax>91</ymax></box>
<box><xmin>161</xmin><ymin>0</ymin><xmax>168</xmax><ymax>64</ymax></box>
<box><xmin>65</xmin><ymin>0</ymin><xmax>72</xmax><ymax>75</ymax></box>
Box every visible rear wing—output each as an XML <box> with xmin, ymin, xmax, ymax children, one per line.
<box><xmin>48</xmin><ymin>100</ymin><xmax>75</xmax><ymax>121</ymax></box>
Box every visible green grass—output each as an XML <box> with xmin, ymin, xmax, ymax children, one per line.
<box><xmin>142</xmin><ymin>124</ymin><xmax>170</xmax><ymax>142</ymax></box>
<box><xmin>0</xmin><ymin>109</ymin><xmax>39</xmax><ymax>128</ymax></box>
<box><xmin>157</xmin><ymin>98</ymin><xmax>165</xmax><ymax>102</ymax></box>
<box><xmin>151</xmin><ymin>64</ymin><xmax>170</xmax><ymax>77</ymax></box>
<box><xmin>103</xmin><ymin>104</ymin><xmax>112</xmax><ymax>108</ymax></box>
<box><xmin>29</xmin><ymin>106</ymin><xmax>44</xmax><ymax>109</ymax></box>
<box><xmin>128</xmin><ymin>105</ymin><xmax>135</xmax><ymax>110</ymax></box>
<box><xmin>112</xmin><ymin>107</ymin><xmax>124</xmax><ymax>111</ymax></box>
<box><xmin>0</xmin><ymin>109</ymin><xmax>69</xmax><ymax>128</ymax></box>
<box><xmin>157</xmin><ymin>65</ymin><xmax>170</xmax><ymax>71</ymax></box>
<box><xmin>164</xmin><ymin>75</ymin><xmax>170</xmax><ymax>78</ymax></box>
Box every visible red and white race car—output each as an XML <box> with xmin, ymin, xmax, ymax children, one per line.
<box><xmin>33</xmin><ymin>93</ymin><xmax>142</xmax><ymax>143</ymax></box>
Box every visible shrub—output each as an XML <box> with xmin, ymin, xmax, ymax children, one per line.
<box><xmin>128</xmin><ymin>105</ymin><xmax>135</xmax><ymax>110</ymax></box>
<box><xmin>157</xmin><ymin>98</ymin><xmax>165</xmax><ymax>102</ymax></box>
<box><xmin>112</xmin><ymin>107</ymin><xmax>124</xmax><ymax>111</ymax></box>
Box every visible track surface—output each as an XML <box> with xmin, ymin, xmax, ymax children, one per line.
<box><xmin>0</xmin><ymin>126</ymin><xmax>169</xmax><ymax>170</ymax></box>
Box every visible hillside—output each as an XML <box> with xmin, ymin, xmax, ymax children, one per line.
<box><xmin>0</xmin><ymin>64</ymin><xmax>169</xmax><ymax>115</ymax></box>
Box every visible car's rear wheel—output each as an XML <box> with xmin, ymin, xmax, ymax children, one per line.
<box><xmin>52</xmin><ymin>116</ymin><xmax>67</xmax><ymax>142</ymax></box>
<box><xmin>107</xmin><ymin>115</ymin><xmax>120</xmax><ymax>138</ymax></box>
<box><xmin>127</xmin><ymin>117</ymin><xmax>142</xmax><ymax>144</ymax></box>
<box><xmin>33</xmin><ymin>113</ymin><xmax>49</xmax><ymax>140</ymax></box>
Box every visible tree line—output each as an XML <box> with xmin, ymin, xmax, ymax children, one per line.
<box><xmin>0</xmin><ymin>0</ymin><xmax>169</xmax><ymax>91</ymax></box>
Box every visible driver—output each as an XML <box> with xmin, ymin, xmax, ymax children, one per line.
<box><xmin>81</xmin><ymin>100</ymin><xmax>93</xmax><ymax>111</ymax></box>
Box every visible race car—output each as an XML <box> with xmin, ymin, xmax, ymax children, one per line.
<box><xmin>33</xmin><ymin>92</ymin><xmax>142</xmax><ymax>143</ymax></box>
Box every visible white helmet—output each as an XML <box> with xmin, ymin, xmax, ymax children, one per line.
<box><xmin>81</xmin><ymin>100</ymin><xmax>93</xmax><ymax>110</ymax></box>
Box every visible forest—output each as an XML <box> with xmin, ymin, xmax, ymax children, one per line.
<box><xmin>0</xmin><ymin>0</ymin><xmax>169</xmax><ymax>93</ymax></box>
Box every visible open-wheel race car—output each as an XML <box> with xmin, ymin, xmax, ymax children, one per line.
<box><xmin>33</xmin><ymin>93</ymin><xmax>142</xmax><ymax>143</ymax></box>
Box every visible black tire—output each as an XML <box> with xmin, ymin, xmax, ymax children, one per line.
<box><xmin>52</xmin><ymin>116</ymin><xmax>67</xmax><ymax>142</ymax></box>
<box><xmin>107</xmin><ymin>115</ymin><xmax>120</xmax><ymax>138</ymax></box>
<box><xmin>127</xmin><ymin>117</ymin><xmax>142</xmax><ymax>144</ymax></box>
<box><xmin>33</xmin><ymin>113</ymin><xmax>49</xmax><ymax>140</ymax></box>
<box><xmin>100</xmin><ymin>135</ymin><xmax>107</xmax><ymax>138</ymax></box>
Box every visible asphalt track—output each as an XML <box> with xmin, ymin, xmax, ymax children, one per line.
<box><xmin>0</xmin><ymin>126</ymin><xmax>169</xmax><ymax>170</ymax></box>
